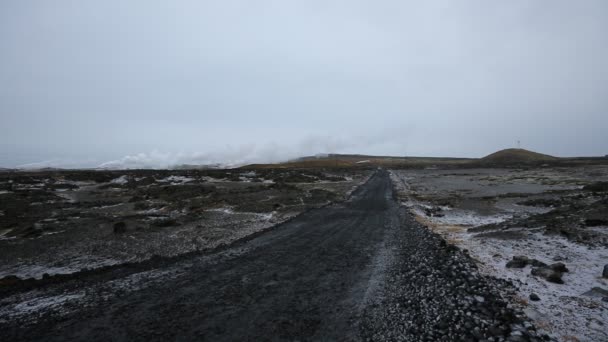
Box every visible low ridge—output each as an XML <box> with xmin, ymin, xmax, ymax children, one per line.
<box><xmin>481</xmin><ymin>148</ymin><xmax>557</xmax><ymax>164</ymax></box>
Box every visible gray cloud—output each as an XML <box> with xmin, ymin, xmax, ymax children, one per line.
<box><xmin>1</xmin><ymin>0</ymin><xmax>607</xmax><ymax>168</ymax></box>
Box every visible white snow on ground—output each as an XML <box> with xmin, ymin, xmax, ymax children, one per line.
<box><xmin>390</xmin><ymin>170</ymin><xmax>608</xmax><ymax>342</ymax></box>
<box><xmin>110</xmin><ymin>175</ymin><xmax>129</xmax><ymax>185</ymax></box>
<box><xmin>0</xmin><ymin>293</ymin><xmax>85</xmax><ymax>322</ymax></box>
<box><xmin>93</xmin><ymin>203</ymin><xmax>124</xmax><ymax>210</ymax></box>
<box><xmin>0</xmin><ymin>266</ymin><xmax>186</xmax><ymax>324</ymax></box>
<box><xmin>0</xmin><ymin>190</ymin><xmax>12</xmax><ymax>194</ymax></box>
<box><xmin>408</xmin><ymin>204</ymin><xmax>510</xmax><ymax>227</ymax></box>
<box><xmin>14</xmin><ymin>183</ymin><xmax>45</xmax><ymax>190</ymax></box>
<box><xmin>205</xmin><ymin>207</ymin><xmax>274</xmax><ymax>221</ymax></box>
<box><xmin>158</xmin><ymin>175</ymin><xmax>195</xmax><ymax>184</ymax></box>
<box><xmin>465</xmin><ymin>233</ymin><xmax>608</xmax><ymax>342</ymax></box>
<box><xmin>0</xmin><ymin>258</ymin><xmax>120</xmax><ymax>280</ymax></box>
<box><xmin>136</xmin><ymin>207</ymin><xmax>168</xmax><ymax>215</ymax></box>
<box><xmin>207</xmin><ymin>207</ymin><xmax>235</xmax><ymax>215</ymax></box>
<box><xmin>0</xmin><ymin>228</ymin><xmax>15</xmax><ymax>241</ymax></box>
<box><xmin>201</xmin><ymin>176</ymin><xmax>227</xmax><ymax>183</ymax></box>
<box><xmin>55</xmin><ymin>192</ymin><xmax>77</xmax><ymax>203</ymax></box>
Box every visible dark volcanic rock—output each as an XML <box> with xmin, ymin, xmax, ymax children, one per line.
<box><xmin>517</xmin><ymin>198</ymin><xmax>562</xmax><ymax>207</ymax></box>
<box><xmin>583</xmin><ymin>181</ymin><xmax>608</xmax><ymax>192</ymax></box>
<box><xmin>531</xmin><ymin>267</ymin><xmax>564</xmax><ymax>284</ymax></box>
<box><xmin>585</xmin><ymin>218</ymin><xmax>608</xmax><ymax>226</ymax></box>
<box><xmin>529</xmin><ymin>293</ymin><xmax>540</xmax><ymax>301</ymax></box>
<box><xmin>506</xmin><ymin>256</ymin><xmax>529</xmax><ymax>268</ymax></box>
<box><xmin>582</xmin><ymin>287</ymin><xmax>608</xmax><ymax>298</ymax></box>
<box><xmin>603</xmin><ymin>264</ymin><xmax>608</xmax><ymax>278</ymax></box>
<box><xmin>113</xmin><ymin>221</ymin><xmax>127</xmax><ymax>234</ymax></box>
<box><xmin>0</xmin><ymin>171</ymin><xmax>546</xmax><ymax>342</ymax></box>
<box><xmin>0</xmin><ymin>275</ymin><xmax>22</xmax><ymax>287</ymax></box>
<box><xmin>506</xmin><ymin>256</ymin><xmax>547</xmax><ymax>269</ymax></box>
<box><xmin>584</xmin><ymin>208</ymin><xmax>608</xmax><ymax>226</ymax></box>
<box><xmin>151</xmin><ymin>218</ymin><xmax>178</xmax><ymax>228</ymax></box>
<box><xmin>549</xmin><ymin>262</ymin><xmax>569</xmax><ymax>273</ymax></box>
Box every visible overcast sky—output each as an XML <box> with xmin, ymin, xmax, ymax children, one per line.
<box><xmin>1</xmin><ymin>0</ymin><xmax>607</xmax><ymax>168</ymax></box>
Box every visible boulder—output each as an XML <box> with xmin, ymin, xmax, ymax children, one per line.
<box><xmin>531</xmin><ymin>267</ymin><xmax>564</xmax><ymax>284</ymax></box>
<box><xmin>583</xmin><ymin>181</ymin><xmax>608</xmax><ymax>192</ymax></box>
<box><xmin>506</xmin><ymin>256</ymin><xmax>529</xmax><ymax>268</ymax></box>
<box><xmin>582</xmin><ymin>287</ymin><xmax>608</xmax><ymax>298</ymax></box>
<box><xmin>0</xmin><ymin>275</ymin><xmax>21</xmax><ymax>287</ymax></box>
<box><xmin>549</xmin><ymin>262</ymin><xmax>569</xmax><ymax>273</ymax></box>
<box><xmin>152</xmin><ymin>218</ymin><xmax>178</xmax><ymax>228</ymax></box>
<box><xmin>529</xmin><ymin>293</ymin><xmax>540</xmax><ymax>301</ymax></box>
<box><xmin>603</xmin><ymin>264</ymin><xmax>608</xmax><ymax>278</ymax></box>
<box><xmin>506</xmin><ymin>256</ymin><xmax>547</xmax><ymax>269</ymax></box>
<box><xmin>113</xmin><ymin>221</ymin><xmax>127</xmax><ymax>234</ymax></box>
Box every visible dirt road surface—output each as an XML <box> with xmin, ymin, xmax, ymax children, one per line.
<box><xmin>0</xmin><ymin>170</ymin><xmax>541</xmax><ymax>341</ymax></box>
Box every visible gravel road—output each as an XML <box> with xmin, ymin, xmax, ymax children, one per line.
<box><xmin>0</xmin><ymin>170</ymin><xmax>544</xmax><ymax>341</ymax></box>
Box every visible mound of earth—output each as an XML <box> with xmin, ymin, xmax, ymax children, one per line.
<box><xmin>480</xmin><ymin>148</ymin><xmax>557</xmax><ymax>164</ymax></box>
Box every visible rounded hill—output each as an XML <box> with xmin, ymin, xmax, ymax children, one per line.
<box><xmin>480</xmin><ymin>148</ymin><xmax>557</xmax><ymax>164</ymax></box>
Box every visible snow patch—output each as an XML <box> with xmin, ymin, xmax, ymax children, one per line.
<box><xmin>0</xmin><ymin>258</ymin><xmax>120</xmax><ymax>280</ymax></box>
<box><xmin>158</xmin><ymin>175</ymin><xmax>195</xmax><ymax>184</ymax></box>
<box><xmin>10</xmin><ymin>293</ymin><xmax>84</xmax><ymax>316</ymax></box>
<box><xmin>465</xmin><ymin>233</ymin><xmax>608</xmax><ymax>341</ymax></box>
<box><xmin>411</xmin><ymin>206</ymin><xmax>510</xmax><ymax>227</ymax></box>
<box><xmin>110</xmin><ymin>175</ymin><xmax>129</xmax><ymax>185</ymax></box>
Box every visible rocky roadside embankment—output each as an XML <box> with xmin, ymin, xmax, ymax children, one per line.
<box><xmin>390</xmin><ymin>168</ymin><xmax>608</xmax><ymax>342</ymax></box>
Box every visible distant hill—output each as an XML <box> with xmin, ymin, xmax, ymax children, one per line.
<box><xmin>241</xmin><ymin>154</ymin><xmax>474</xmax><ymax>169</ymax></box>
<box><xmin>171</xmin><ymin>163</ymin><xmax>226</xmax><ymax>170</ymax></box>
<box><xmin>480</xmin><ymin>149</ymin><xmax>557</xmax><ymax>164</ymax></box>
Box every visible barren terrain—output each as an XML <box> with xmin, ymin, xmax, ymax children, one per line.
<box><xmin>1</xmin><ymin>162</ymin><xmax>607</xmax><ymax>341</ymax></box>
<box><xmin>0</xmin><ymin>169</ymin><xmax>548</xmax><ymax>341</ymax></box>
<box><xmin>0</xmin><ymin>168</ymin><xmax>369</xmax><ymax>280</ymax></box>
<box><xmin>391</xmin><ymin>166</ymin><xmax>608</xmax><ymax>341</ymax></box>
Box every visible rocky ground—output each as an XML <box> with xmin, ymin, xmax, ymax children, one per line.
<box><xmin>391</xmin><ymin>166</ymin><xmax>608</xmax><ymax>341</ymax></box>
<box><xmin>0</xmin><ymin>170</ymin><xmax>546</xmax><ymax>341</ymax></box>
<box><xmin>0</xmin><ymin>168</ymin><xmax>370</xmax><ymax>281</ymax></box>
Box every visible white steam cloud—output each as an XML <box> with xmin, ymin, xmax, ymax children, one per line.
<box><xmin>97</xmin><ymin>133</ymin><xmax>409</xmax><ymax>169</ymax></box>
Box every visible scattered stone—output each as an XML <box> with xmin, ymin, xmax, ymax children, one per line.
<box><xmin>506</xmin><ymin>256</ymin><xmax>529</xmax><ymax>268</ymax></box>
<box><xmin>113</xmin><ymin>221</ymin><xmax>127</xmax><ymax>234</ymax></box>
<box><xmin>529</xmin><ymin>293</ymin><xmax>540</xmax><ymax>301</ymax></box>
<box><xmin>0</xmin><ymin>275</ymin><xmax>21</xmax><ymax>287</ymax></box>
<box><xmin>506</xmin><ymin>256</ymin><xmax>547</xmax><ymax>269</ymax></box>
<box><xmin>517</xmin><ymin>198</ymin><xmax>562</xmax><ymax>207</ymax></box>
<box><xmin>585</xmin><ymin>218</ymin><xmax>608</xmax><ymax>226</ymax></box>
<box><xmin>603</xmin><ymin>264</ymin><xmax>608</xmax><ymax>278</ymax></box>
<box><xmin>151</xmin><ymin>218</ymin><xmax>178</xmax><ymax>228</ymax></box>
<box><xmin>549</xmin><ymin>262</ymin><xmax>569</xmax><ymax>273</ymax></box>
<box><xmin>423</xmin><ymin>206</ymin><xmax>444</xmax><ymax>217</ymax></box>
<box><xmin>582</xmin><ymin>287</ymin><xmax>608</xmax><ymax>298</ymax></box>
<box><xmin>530</xmin><ymin>267</ymin><xmax>564</xmax><ymax>284</ymax></box>
<box><xmin>583</xmin><ymin>181</ymin><xmax>608</xmax><ymax>192</ymax></box>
